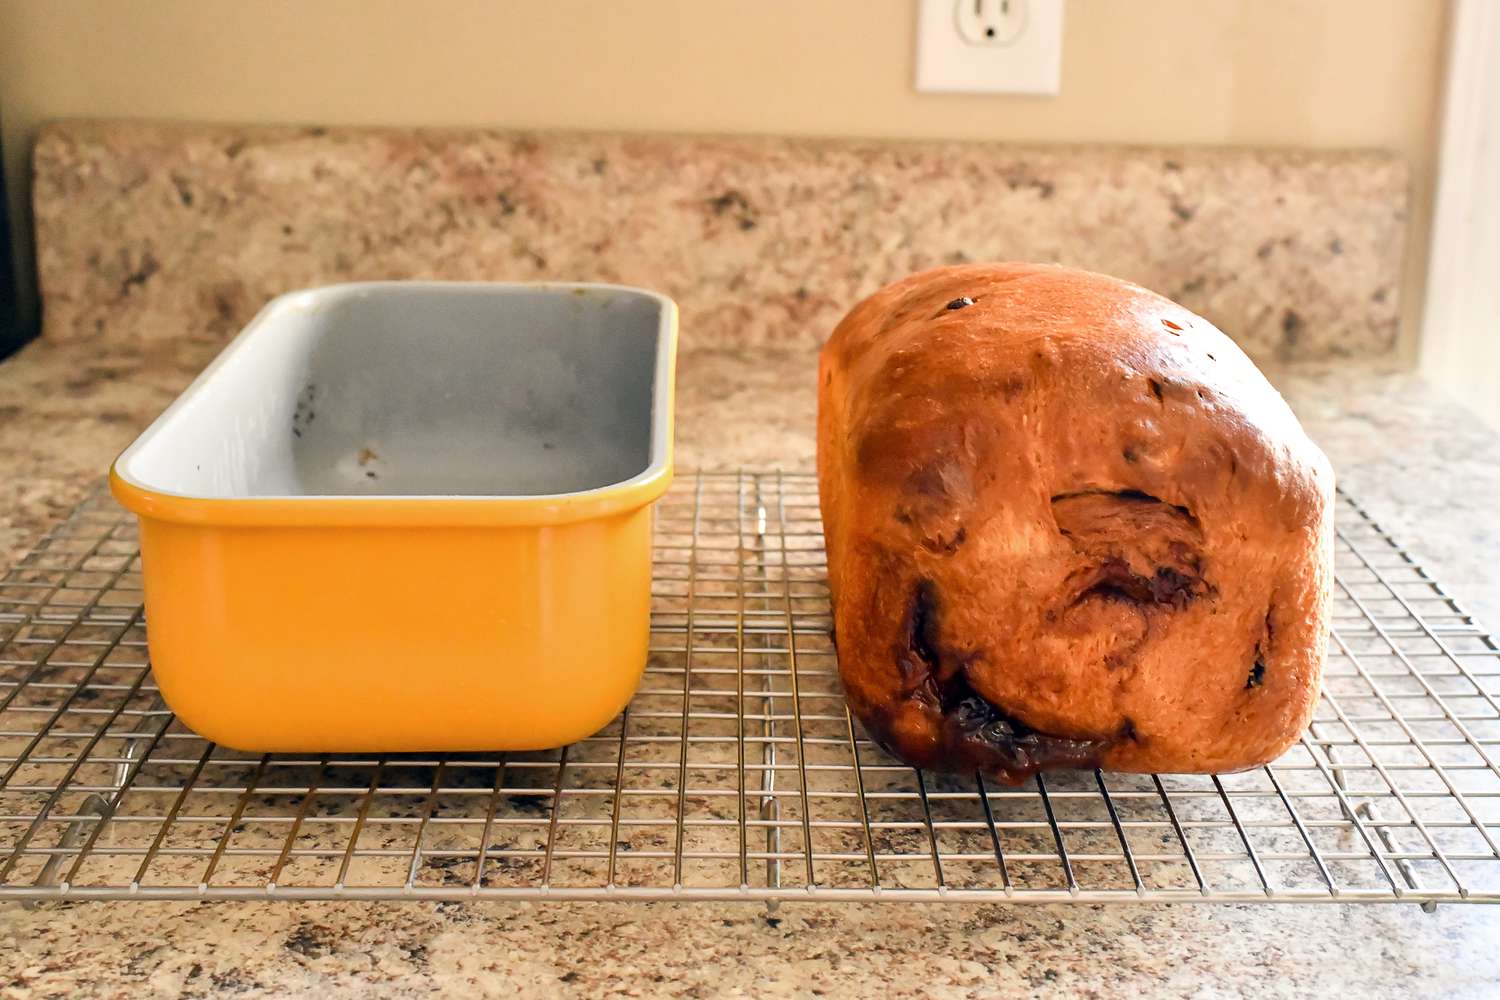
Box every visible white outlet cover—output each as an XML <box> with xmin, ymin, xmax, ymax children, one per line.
<box><xmin>915</xmin><ymin>0</ymin><xmax>1065</xmax><ymax>96</ymax></box>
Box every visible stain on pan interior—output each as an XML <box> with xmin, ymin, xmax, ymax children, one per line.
<box><xmin>357</xmin><ymin>446</ymin><xmax>382</xmax><ymax>482</ymax></box>
<box><xmin>292</xmin><ymin>382</ymin><xmax>318</xmax><ymax>439</ymax></box>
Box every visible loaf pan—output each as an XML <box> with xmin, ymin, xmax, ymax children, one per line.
<box><xmin>110</xmin><ymin>282</ymin><xmax>677</xmax><ymax>752</ymax></box>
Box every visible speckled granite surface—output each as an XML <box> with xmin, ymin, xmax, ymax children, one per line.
<box><xmin>3</xmin><ymin>898</ymin><xmax>1498</xmax><ymax>999</ymax></box>
<box><xmin>2</xmin><ymin>334</ymin><xmax>1499</xmax><ymax>998</ymax></box>
<box><xmin>33</xmin><ymin>122</ymin><xmax>1407</xmax><ymax>361</ymax></box>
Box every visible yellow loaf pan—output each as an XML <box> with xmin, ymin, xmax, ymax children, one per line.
<box><xmin>110</xmin><ymin>282</ymin><xmax>677</xmax><ymax>752</ymax></box>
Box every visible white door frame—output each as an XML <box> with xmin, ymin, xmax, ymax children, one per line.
<box><xmin>1421</xmin><ymin>0</ymin><xmax>1500</xmax><ymax>429</ymax></box>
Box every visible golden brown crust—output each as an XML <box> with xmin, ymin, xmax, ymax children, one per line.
<box><xmin>817</xmin><ymin>263</ymin><xmax>1333</xmax><ymax>782</ymax></box>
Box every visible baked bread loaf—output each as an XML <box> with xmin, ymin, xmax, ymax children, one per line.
<box><xmin>817</xmin><ymin>263</ymin><xmax>1333</xmax><ymax>782</ymax></box>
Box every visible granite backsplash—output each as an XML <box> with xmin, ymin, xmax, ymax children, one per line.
<box><xmin>32</xmin><ymin>120</ymin><xmax>1407</xmax><ymax>361</ymax></box>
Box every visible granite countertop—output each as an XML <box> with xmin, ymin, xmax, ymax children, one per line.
<box><xmin>1</xmin><ymin>333</ymin><xmax>1499</xmax><ymax>998</ymax></box>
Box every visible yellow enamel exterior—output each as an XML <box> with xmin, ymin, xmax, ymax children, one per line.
<box><xmin>108</xmin><ymin>292</ymin><xmax>676</xmax><ymax>754</ymax></box>
<box><xmin>109</xmin><ymin>475</ymin><xmax>668</xmax><ymax>753</ymax></box>
<box><xmin>107</xmin><ymin>480</ymin><xmax>666</xmax><ymax>752</ymax></box>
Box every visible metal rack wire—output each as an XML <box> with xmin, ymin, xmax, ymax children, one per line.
<box><xmin>1</xmin><ymin>471</ymin><xmax>1497</xmax><ymax>905</ymax></box>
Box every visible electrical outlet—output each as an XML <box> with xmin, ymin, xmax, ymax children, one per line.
<box><xmin>955</xmin><ymin>0</ymin><xmax>1028</xmax><ymax>46</ymax></box>
<box><xmin>915</xmin><ymin>0</ymin><xmax>1064</xmax><ymax>95</ymax></box>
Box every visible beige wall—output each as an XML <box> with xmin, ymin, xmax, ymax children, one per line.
<box><xmin>0</xmin><ymin>0</ymin><xmax>1448</xmax><ymax>354</ymax></box>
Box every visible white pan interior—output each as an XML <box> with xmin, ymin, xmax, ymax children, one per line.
<box><xmin>116</xmin><ymin>283</ymin><xmax>671</xmax><ymax>499</ymax></box>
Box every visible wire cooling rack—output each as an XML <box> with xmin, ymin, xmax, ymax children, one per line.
<box><xmin>0</xmin><ymin>471</ymin><xmax>1497</xmax><ymax>906</ymax></box>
